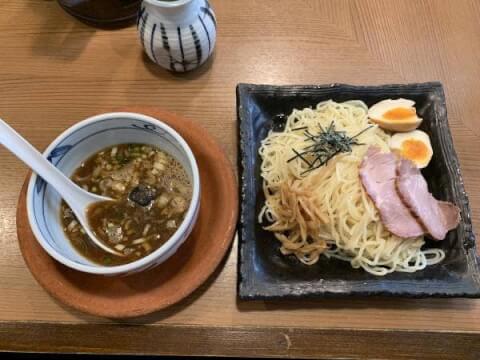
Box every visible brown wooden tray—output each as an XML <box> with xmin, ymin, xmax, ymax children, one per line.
<box><xmin>16</xmin><ymin>108</ymin><xmax>238</xmax><ymax>318</ymax></box>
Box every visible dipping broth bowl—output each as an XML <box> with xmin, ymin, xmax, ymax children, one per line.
<box><xmin>26</xmin><ymin>112</ymin><xmax>200</xmax><ymax>276</ymax></box>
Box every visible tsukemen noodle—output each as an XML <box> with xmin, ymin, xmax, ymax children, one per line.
<box><xmin>61</xmin><ymin>144</ymin><xmax>192</xmax><ymax>266</ymax></box>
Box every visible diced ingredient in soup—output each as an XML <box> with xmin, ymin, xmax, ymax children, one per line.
<box><xmin>128</xmin><ymin>184</ymin><xmax>157</xmax><ymax>206</ymax></box>
<box><xmin>61</xmin><ymin>144</ymin><xmax>192</xmax><ymax>266</ymax></box>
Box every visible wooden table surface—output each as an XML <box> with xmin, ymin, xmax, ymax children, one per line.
<box><xmin>1</xmin><ymin>0</ymin><xmax>480</xmax><ymax>358</ymax></box>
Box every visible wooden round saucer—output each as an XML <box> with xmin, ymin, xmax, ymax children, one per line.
<box><xmin>16</xmin><ymin>108</ymin><xmax>238</xmax><ymax>318</ymax></box>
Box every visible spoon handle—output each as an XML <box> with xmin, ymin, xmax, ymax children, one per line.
<box><xmin>0</xmin><ymin>118</ymin><xmax>80</xmax><ymax>205</ymax></box>
<box><xmin>0</xmin><ymin>119</ymin><xmax>122</xmax><ymax>257</ymax></box>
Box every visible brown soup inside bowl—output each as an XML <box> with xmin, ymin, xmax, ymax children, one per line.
<box><xmin>61</xmin><ymin>144</ymin><xmax>192</xmax><ymax>266</ymax></box>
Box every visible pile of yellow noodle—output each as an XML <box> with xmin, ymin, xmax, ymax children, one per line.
<box><xmin>258</xmin><ymin>100</ymin><xmax>444</xmax><ymax>276</ymax></box>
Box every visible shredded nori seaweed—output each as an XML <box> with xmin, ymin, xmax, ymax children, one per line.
<box><xmin>287</xmin><ymin>121</ymin><xmax>373</xmax><ymax>175</ymax></box>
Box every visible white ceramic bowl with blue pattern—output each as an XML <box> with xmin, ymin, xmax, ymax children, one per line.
<box><xmin>26</xmin><ymin>112</ymin><xmax>200</xmax><ymax>276</ymax></box>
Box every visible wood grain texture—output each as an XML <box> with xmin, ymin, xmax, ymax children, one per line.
<box><xmin>1</xmin><ymin>0</ymin><xmax>480</xmax><ymax>357</ymax></box>
<box><xmin>1</xmin><ymin>322</ymin><xmax>479</xmax><ymax>360</ymax></box>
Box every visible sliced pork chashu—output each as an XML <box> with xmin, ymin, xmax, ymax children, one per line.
<box><xmin>359</xmin><ymin>147</ymin><xmax>425</xmax><ymax>238</ymax></box>
<box><xmin>396</xmin><ymin>159</ymin><xmax>460</xmax><ymax>240</ymax></box>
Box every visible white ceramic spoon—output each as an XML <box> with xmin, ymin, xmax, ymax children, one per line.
<box><xmin>0</xmin><ymin>119</ymin><xmax>123</xmax><ymax>257</ymax></box>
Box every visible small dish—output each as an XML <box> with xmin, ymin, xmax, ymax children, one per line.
<box><xmin>26</xmin><ymin>112</ymin><xmax>201</xmax><ymax>276</ymax></box>
<box><xmin>17</xmin><ymin>108</ymin><xmax>238</xmax><ymax>318</ymax></box>
<box><xmin>237</xmin><ymin>82</ymin><xmax>480</xmax><ymax>299</ymax></box>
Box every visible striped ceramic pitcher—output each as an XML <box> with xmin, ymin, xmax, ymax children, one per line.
<box><xmin>138</xmin><ymin>0</ymin><xmax>217</xmax><ymax>72</ymax></box>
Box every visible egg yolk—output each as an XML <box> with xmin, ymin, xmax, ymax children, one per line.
<box><xmin>383</xmin><ymin>107</ymin><xmax>416</xmax><ymax>121</ymax></box>
<box><xmin>401</xmin><ymin>139</ymin><xmax>429</xmax><ymax>162</ymax></box>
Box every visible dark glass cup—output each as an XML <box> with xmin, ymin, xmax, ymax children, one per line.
<box><xmin>58</xmin><ymin>0</ymin><xmax>142</xmax><ymax>27</ymax></box>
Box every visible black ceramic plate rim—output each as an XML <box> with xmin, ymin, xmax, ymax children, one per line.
<box><xmin>237</xmin><ymin>82</ymin><xmax>480</xmax><ymax>300</ymax></box>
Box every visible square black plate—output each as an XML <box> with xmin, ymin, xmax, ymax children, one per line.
<box><xmin>237</xmin><ymin>82</ymin><xmax>480</xmax><ymax>299</ymax></box>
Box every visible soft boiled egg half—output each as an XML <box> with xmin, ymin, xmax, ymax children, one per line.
<box><xmin>389</xmin><ymin>130</ymin><xmax>433</xmax><ymax>168</ymax></box>
<box><xmin>368</xmin><ymin>98</ymin><xmax>422</xmax><ymax>132</ymax></box>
